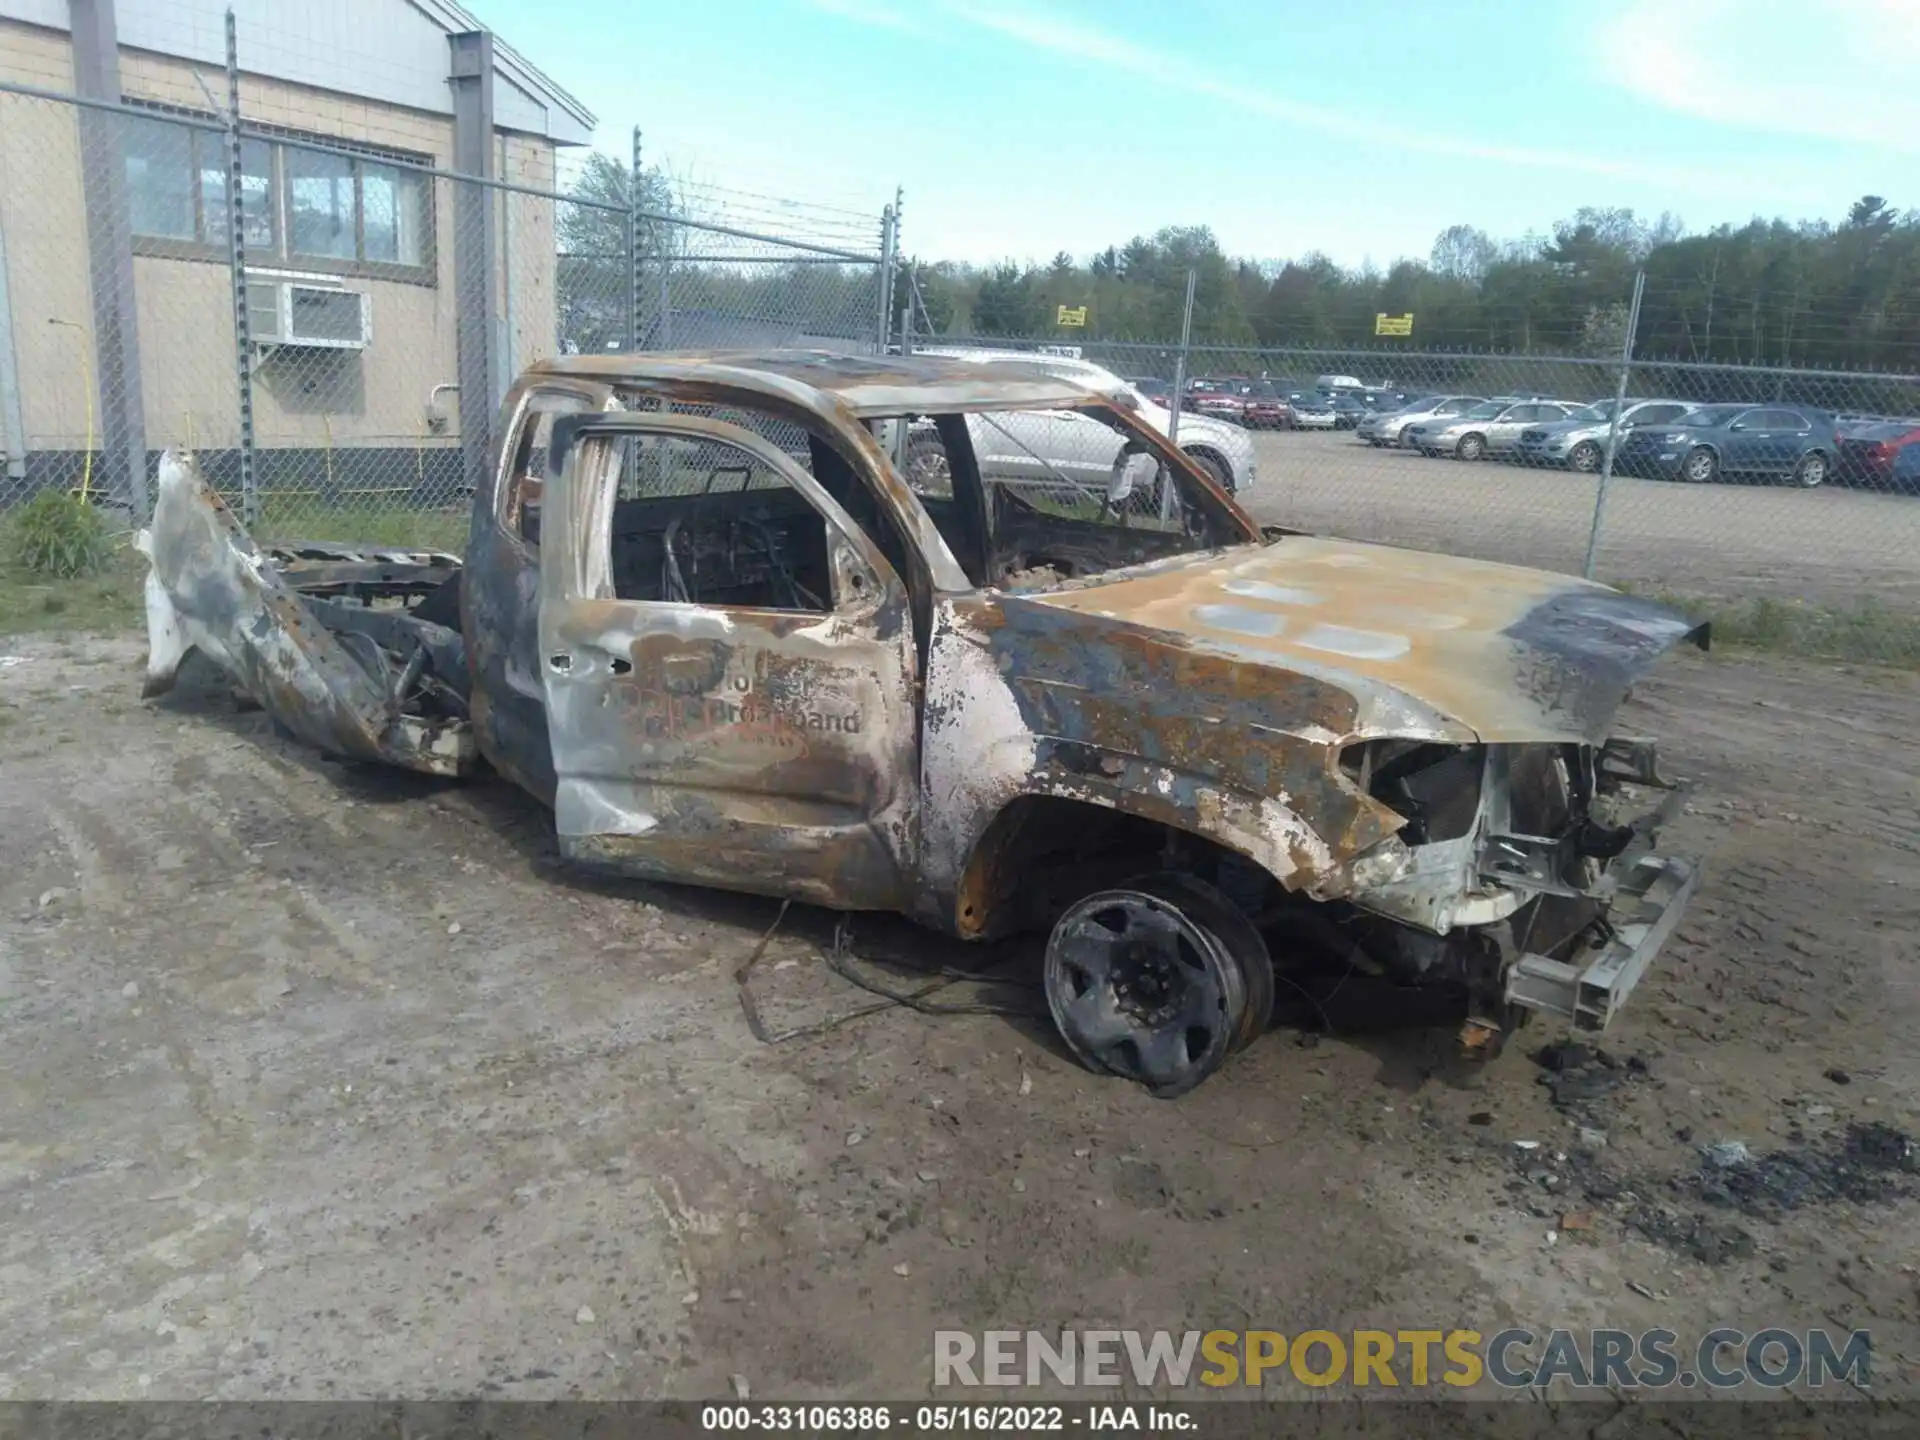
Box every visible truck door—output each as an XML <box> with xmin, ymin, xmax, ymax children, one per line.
<box><xmin>465</xmin><ymin>380</ymin><xmax>607</xmax><ymax>803</ymax></box>
<box><xmin>536</xmin><ymin>411</ymin><xmax>920</xmax><ymax>911</ymax></box>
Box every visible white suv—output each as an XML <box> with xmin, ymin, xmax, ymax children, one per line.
<box><xmin>912</xmin><ymin>348</ymin><xmax>1258</xmax><ymax>495</ymax></box>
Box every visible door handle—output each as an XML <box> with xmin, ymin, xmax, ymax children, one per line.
<box><xmin>548</xmin><ymin>651</ymin><xmax>572</xmax><ymax>673</ymax></box>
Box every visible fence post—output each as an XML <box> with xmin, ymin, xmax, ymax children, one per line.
<box><xmin>449</xmin><ymin>29</ymin><xmax>498</xmax><ymax>498</ymax></box>
<box><xmin>220</xmin><ymin>7</ymin><xmax>258</xmax><ymax>525</ymax></box>
<box><xmin>1582</xmin><ymin>268</ymin><xmax>1645</xmax><ymax>581</ymax></box>
<box><xmin>876</xmin><ymin>199</ymin><xmax>898</xmax><ymax>354</ymax></box>
<box><xmin>1163</xmin><ymin>267</ymin><xmax>1198</xmax><ymax>521</ymax></box>
<box><xmin>626</xmin><ymin>126</ymin><xmax>641</xmax><ymax>352</ymax></box>
<box><xmin>71</xmin><ymin>0</ymin><xmax>150</xmax><ymax>519</ymax></box>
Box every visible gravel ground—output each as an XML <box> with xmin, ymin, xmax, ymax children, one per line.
<box><xmin>1</xmin><ymin>632</ymin><xmax>1915</xmax><ymax>1405</ymax></box>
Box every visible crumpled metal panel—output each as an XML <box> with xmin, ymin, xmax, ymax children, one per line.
<box><xmin>136</xmin><ymin>450</ymin><xmax>474</xmax><ymax>776</ymax></box>
<box><xmin>1024</xmin><ymin>536</ymin><xmax>1707</xmax><ymax>746</ymax></box>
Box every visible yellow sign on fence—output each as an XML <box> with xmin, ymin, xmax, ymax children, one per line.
<box><xmin>1374</xmin><ymin>313</ymin><xmax>1414</xmax><ymax>337</ymax></box>
<box><xmin>1056</xmin><ymin>305</ymin><xmax>1089</xmax><ymax>328</ymax></box>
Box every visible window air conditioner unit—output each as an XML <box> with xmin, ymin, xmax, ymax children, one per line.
<box><xmin>245</xmin><ymin>278</ymin><xmax>371</xmax><ymax>350</ymax></box>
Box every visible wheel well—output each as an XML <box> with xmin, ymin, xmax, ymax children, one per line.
<box><xmin>954</xmin><ymin>794</ymin><xmax>1276</xmax><ymax>939</ymax></box>
<box><xmin>1181</xmin><ymin>444</ymin><xmax>1230</xmax><ymax>482</ymax></box>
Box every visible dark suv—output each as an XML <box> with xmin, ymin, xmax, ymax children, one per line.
<box><xmin>1613</xmin><ymin>404</ymin><xmax>1839</xmax><ymax>487</ymax></box>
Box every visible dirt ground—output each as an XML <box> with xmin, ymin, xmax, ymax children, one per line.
<box><xmin>1</xmin><ymin>631</ymin><xmax>1916</xmax><ymax>1404</ymax></box>
<box><xmin>1241</xmin><ymin>431</ymin><xmax>1920</xmax><ymax>613</ymax></box>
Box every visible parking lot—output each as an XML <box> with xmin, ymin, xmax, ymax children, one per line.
<box><xmin>1239</xmin><ymin>430</ymin><xmax>1920</xmax><ymax>613</ymax></box>
<box><xmin>2</xmin><ymin>633</ymin><xmax>1916</xmax><ymax>1400</ymax></box>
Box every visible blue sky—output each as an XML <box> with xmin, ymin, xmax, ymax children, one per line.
<box><xmin>471</xmin><ymin>0</ymin><xmax>1915</xmax><ymax>269</ymax></box>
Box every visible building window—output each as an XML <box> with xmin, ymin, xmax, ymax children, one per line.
<box><xmin>123</xmin><ymin>108</ymin><xmax>431</xmax><ymax>280</ymax></box>
<box><xmin>122</xmin><ymin>114</ymin><xmax>274</xmax><ymax>250</ymax></box>
<box><xmin>285</xmin><ymin>146</ymin><xmax>426</xmax><ymax>267</ymax></box>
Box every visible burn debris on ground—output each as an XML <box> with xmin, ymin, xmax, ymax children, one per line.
<box><xmin>1531</xmin><ymin>1040</ymin><xmax>1645</xmax><ymax>1112</ymax></box>
<box><xmin>1503</xmin><ymin>1107</ymin><xmax>1915</xmax><ymax>1266</ymax></box>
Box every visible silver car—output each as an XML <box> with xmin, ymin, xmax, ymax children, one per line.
<box><xmin>904</xmin><ymin>349</ymin><xmax>1259</xmax><ymax>495</ymax></box>
<box><xmin>1407</xmin><ymin>400</ymin><xmax>1575</xmax><ymax>461</ymax></box>
<box><xmin>1357</xmin><ymin>395</ymin><xmax>1485</xmax><ymax>447</ymax></box>
<box><xmin>1513</xmin><ymin>399</ymin><xmax>1695</xmax><ymax>471</ymax></box>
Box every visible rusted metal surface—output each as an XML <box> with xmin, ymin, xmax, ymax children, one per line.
<box><xmin>140</xmin><ymin>351</ymin><xmax>1705</xmax><ymax>1046</ymax></box>
<box><xmin>137</xmin><ymin>451</ymin><xmax>474</xmax><ymax>776</ymax></box>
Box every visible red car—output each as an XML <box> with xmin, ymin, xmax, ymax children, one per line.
<box><xmin>1187</xmin><ymin>378</ymin><xmax>1250</xmax><ymax>424</ymax></box>
<box><xmin>1836</xmin><ymin>420</ymin><xmax>1920</xmax><ymax>491</ymax></box>
<box><xmin>1240</xmin><ymin>382</ymin><xmax>1291</xmax><ymax>429</ymax></box>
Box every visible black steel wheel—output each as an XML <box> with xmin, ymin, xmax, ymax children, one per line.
<box><xmin>1044</xmin><ymin>873</ymin><xmax>1259</xmax><ymax>1097</ymax></box>
<box><xmin>1138</xmin><ymin>873</ymin><xmax>1274</xmax><ymax>1053</ymax></box>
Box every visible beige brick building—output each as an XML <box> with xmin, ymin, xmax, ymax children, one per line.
<box><xmin>0</xmin><ymin>0</ymin><xmax>594</xmax><ymax>512</ymax></box>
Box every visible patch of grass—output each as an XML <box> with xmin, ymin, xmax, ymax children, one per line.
<box><xmin>248</xmin><ymin>493</ymin><xmax>468</xmax><ymax>553</ymax></box>
<box><xmin>1617</xmin><ymin>584</ymin><xmax>1920</xmax><ymax>669</ymax></box>
<box><xmin>0</xmin><ymin>548</ymin><xmax>145</xmax><ymax>636</ymax></box>
<box><xmin>4</xmin><ymin>490</ymin><xmax>111</xmax><ymax>578</ymax></box>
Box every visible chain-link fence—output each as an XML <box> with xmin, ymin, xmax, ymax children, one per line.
<box><xmin>915</xmin><ymin>312</ymin><xmax>1920</xmax><ymax>664</ymax></box>
<box><xmin>0</xmin><ymin>50</ymin><xmax>892</xmax><ymax>555</ymax></box>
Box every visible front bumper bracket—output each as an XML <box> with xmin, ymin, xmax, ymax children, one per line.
<box><xmin>1503</xmin><ymin>851</ymin><xmax>1701</xmax><ymax>1032</ymax></box>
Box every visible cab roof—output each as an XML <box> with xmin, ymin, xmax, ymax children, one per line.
<box><xmin>526</xmin><ymin>349</ymin><xmax>1121</xmax><ymax>419</ymax></box>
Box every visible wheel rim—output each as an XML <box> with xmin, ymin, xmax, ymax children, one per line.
<box><xmin>907</xmin><ymin>443</ymin><xmax>951</xmax><ymax>492</ymax></box>
<box><xmin>1459</xmin><ymin>436</ymin><xmax>1484</xmax><ymax>460</ymax></box>
<box><xmin>1570</xmin><ymin>442</ymin><xmax>1600</xmax><ymax>472</ymax></box>
<box><xmin>1685</xmin><ymin>449</ymin><xmax>1714</xmax><ymax>482</ymax></box>
<box><xmin>1798</xmin><ymin>455</ymin><xmax>1827</xmax><ymax>487</ymax></box>
<box><xmin>1046</xmin><ymin>889</ymin><xmax>1244</xmax><ymax>1097</ymax></box>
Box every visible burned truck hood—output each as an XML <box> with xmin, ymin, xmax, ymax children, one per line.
<box><xmin>1021</xmin><ymin>536</ymin><xmax>1706</xmax><ymax>746</ymax></box>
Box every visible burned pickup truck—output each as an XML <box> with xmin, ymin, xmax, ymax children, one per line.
<box><xmin>139</xmin><ymin>351</ymin><xmax>1705</xmax><ymax>1097</ymax></box>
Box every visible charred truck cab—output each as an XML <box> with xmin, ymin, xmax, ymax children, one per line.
<box><xmin>139</xmin><ymin>351</ymin><xmax>1706</xmax><ymax>1097</ymax></box>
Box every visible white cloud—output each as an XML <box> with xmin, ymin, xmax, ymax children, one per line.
<box><xmin>940</xmin><ymin>2</ymin><xmax>1730</xmax><ymax>185</ymax></box>
<box><xmin>1605</xmin><ymin>0</ymin><xmax>1920</xmax><ymax>151</ymax></box>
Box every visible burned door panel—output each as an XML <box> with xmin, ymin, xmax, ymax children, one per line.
<box><xmin>463</xmin><ymin>381</ymin><xmax>609</xmax><ymax>803</ymax></box>
<box><xmin>536</xmin><ymin>411</ymin><xmax>920</xmax><ymax>911</ymax></box>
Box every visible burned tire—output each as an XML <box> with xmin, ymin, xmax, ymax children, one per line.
<box><xmin>1044</xmin><ymin>872</ymin><xmax>1268</xmax><ymax>1097</ymax></box>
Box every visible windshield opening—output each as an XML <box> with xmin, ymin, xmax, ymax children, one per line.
<box><xmin>879</xmin><ymin>401</ymin><xmax>1254</xmax><ymax>593</ymax></box>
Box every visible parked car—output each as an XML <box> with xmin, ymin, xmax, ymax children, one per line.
<box><xmin>1407</xmin><ymin>400</ymin><xmax>1575</xmax><ymax>461</ymax></box>
<box><xmin>1324</xmin><ymin>393</ymin><xmax>1372</xmax><ymax>429</ymax></box>
<box><xmin>1188</xmin><ymin>380</ymin><xmax>1250</xmax><ymax>424</ymax></box>
<box><xmin>1356</xmin><ymin>395</ymin><xmax>1485</xmax><ymax>447</ymax></box>
<box><xmin>137</xmin><ymin>349</ymin><xmax>1708</xmax><ymax>1098</ymax></box>
<box><xmin>1835</xmin><ymin>419</ymin><xmax>1920</xmax><ymax>491</ymax></box>
<box><xmin>1894</xmin><ymin>437</ymin><xmax>1920</xmax><ymax>494</ymax></box>
<box><xmin>1277</xmin><ymin>391</ymin><xmax>1339</xmax><ymax>430</ymax></box>
<box><xmin>1612</xmin><ymin>404</ymin><xmax>1839</xmax><ymax>486</ymax></box>
<box><xmin>919</xmin><ymin>349</ymin><xmax>1259</xmax><ymax>494</ymax></box>
<box><xmin>1513</xmin><ymin>399</ymin><xmax>1695</xmax><ymax>472</ymax></box>
<box><xmin>1239</xmin><ymin>382</ymin><xmax>1291</xmax><ymax>429</ymax></box>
